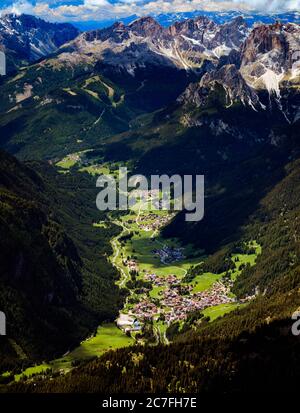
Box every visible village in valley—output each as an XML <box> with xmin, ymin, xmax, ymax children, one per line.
<box><xmin>10</xmin><ymin>162</ymin><xmax>262</xmax><ymax>381</ymax></box>
<box><xmin>55</xmin><ymin>157</ymin><xmax>261</xmax><ymax>343</ymax></box>
<box><xmin>128</xmin><ymin>279</ymin><xmax>235</xmax><ymax>325</ymax></box>
<box><xmin>110</xmin><ymin>189</ymin><xmax>261</xmax><ymax>341</ymax></box>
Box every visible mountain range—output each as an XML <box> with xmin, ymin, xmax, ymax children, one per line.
<box><xmin>0</xmin><ymin>13</ymin><xmax>79</xmax><ymax>73</ymax></box>
<box><xmin>0</xmin><ymin>14</ymin><xmax>299</xmax><ymax>160</ymax></box>
<box><xmin>73</xmin><ymin>10</ymin><xmax>300</xmax><ymax>31</ymax></box>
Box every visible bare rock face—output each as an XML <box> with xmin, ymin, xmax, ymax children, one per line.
<box><xmin>168</xmin><ymin>16</ymin><xmax>217</xmax><ymax>40</ymax></box>
<box><xmin>204</xmin><ymin>64</ymin><xmax>259</xmax><ymax>105</ymax></box>
<box><xmin>241</xmin><ymin>22</ymin><xmax>300</xmax><ymax>74</ymax></box>
<box><xmin>237</xmin><ymin>22</ymin><xmax>300</xmax><ymax>105</ymax></box>
<box><xmin>213</xmin><ymin>16</ymin><xmax>249</xmax><ymax>50</ymax></box>
<box><xmin>82</xmin><ymin>22</ymin><xmax>129</xmax><ymax>43</ymax></box>
<box><xmin>129</xmin><ymin>16</ymin><xmax>164</xmax><ymax>38</ymax></box>
<box><xmin>178</xmin><ymin>64</ymin><xmax>260</xmax><ymax>109</ymax></box>
<box><xmin>165</xmin><ymin>15</ymin><xmax>249</xmax><ymax>60</ymax></box>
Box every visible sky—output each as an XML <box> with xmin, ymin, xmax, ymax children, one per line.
<box><xmin>0</xmin><ymin>0</ymin><xmax>299</xmax><ymax>22</ymax></box>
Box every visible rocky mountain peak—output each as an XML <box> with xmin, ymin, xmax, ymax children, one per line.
<box><xmin>128</xmin><ymin>16</ymin><xmax>163</xmax><ymax>37</ymax></box>
<box><xmin>178</xmin><ymin>64</ymin><xmax>260</xmax><ymax>109</ymax></box>
<box><xmin>82</xmin><ymin>21</ymin><xmax>129</xmax><ymax>43</ymax></box>
<box><xmin>0</xmin><ymin>13</ymin><xmax>79</xmax><ymax>70</ymax></box>
<box><xmin>168</xmin><ymin>15</ymin><xmax>215</xmax><ymax>37</ymax></box>
<box><xmin>239</xmin><ymin>22</ymin><xmax>300</xmax><ymax>98</ymax></box>
<box><xmin>240</xmin><ymin>22</ymin><xmax>299</xmax><ymax>70</ymax></box>
<box><xmin>228</xmin><ymin>16</ymin><xmax>247</xmax><ymax>28</ymax></box>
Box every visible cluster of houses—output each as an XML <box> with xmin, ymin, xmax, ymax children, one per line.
<box><xmin>162</xmin><ymin>282</ymin><xmax>235</xmax><ymax>323</ymax></box>
<box><xmin>138</xmin><ymin>213</ymin><xmax>173</xmax><ymax>232</ymax></box>
<box><xmin>152</xmin><ymin>245</ymin><xmax>185</xmax><ymax>264</ymax></box>
<box><xmin>145</xmin><ymin>273</ymin><xmax>180</xmax><ymax>287</ymax></box>
<box><xmin>129</xmin><ymin>271</ymin><xmax>235</xmax><ymax>326</ymax></box>
<box><xmin>132</xmin><ymin>300</ymin><xmax>159</xmax><ymax>320</ymax></box>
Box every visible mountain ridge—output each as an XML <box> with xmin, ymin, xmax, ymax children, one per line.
<box><xmin>72</xmin><ymin>10</ymin><xmax>300</xmax><ymax>31</ymax></box>
<box><xmin>0</xmin><ymin>13</ymin><xmax>80</xmax><ymax>72</ymax></box>
<box><xmin>0</xmin><ymin>149</ymin><xmax>123</xmax><ymax>367</ymax></box>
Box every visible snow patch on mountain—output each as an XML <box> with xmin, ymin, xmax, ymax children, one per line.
<box><xmin>212</xmin><ymin>45</ymin><xmax>232</xmax><ymax>58</ymax></box>
<box><xmin>260</xmin><ymin>69</ymin><xmax>285</xmax><ymax>98</ymax></box>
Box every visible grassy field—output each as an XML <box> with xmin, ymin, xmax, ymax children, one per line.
<box><xmin>190</xmin><ymin>272</ymin><xmax>224</xmax><ymax>293</ymax></box>
<box><xmin>149</xmin><ymin>285</ymin><xmax>165</xmax><ymax>299</ymax></box>
<box><xmin>56</xmin><ymin>156</ymin><xmax>78</xmax><ymax>169</ymax></box>
<box><xmin>14</xmin><ymin>324</ymin><xmax>134</xmax><ymax>380</ymax></box>
<box><xmin>79</xmin><ymin>165</ymin><xmax>110</xmax><ymax>176</ymax></box>
<box><xmin>230</xmin><ymin>241</ymin><xmax>262</xmax><ymax>281</ymax></box>
<box><xmin>55</xmin><ymin>150</ymin><xmax>96</xmax><ymax>171</ymax></box>
<box><xmin>15</xmin><ymin>364</ymin><xmax>51</xmax><ymax>382</ymax></box>
<box><xmin>71</xmin><ymin>324</ymin><xmax>132</xmax><ymax>357</ymax></box>
<box><xmin>93</xmin><ymin>221</ymin><xmax>109</xmax><ymax>229</ymax></box>
<box><xmin>202</xmin><ymin>303</ymin><xmax>242</xmax><ymax>321</ymax></box>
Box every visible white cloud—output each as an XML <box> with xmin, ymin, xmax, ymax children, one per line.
<box><xmin>84</xmin><ymin>0</ymin><xmax>110</xmax><ymax>6</ymax></box>
<box><xmin>10</xmin><ymin>0</ymin><xmax>35</xmax><ymax>15</ymax></box>
<box><xmin>1</xmin><ymin>0</ymin><xmax>299</xmax><ymax>22</ymax></box>
<box><xmin>233</xmin><ymin>0</ymin><xmax>300</xmax><ymax>12</ymax></box>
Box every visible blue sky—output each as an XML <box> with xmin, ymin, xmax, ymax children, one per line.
<box><xmin>0</xmin><ymin>1</ymin><xmax>299</xmax><ymax>22</ymax></box>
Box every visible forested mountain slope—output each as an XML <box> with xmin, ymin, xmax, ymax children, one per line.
<box><xmin>0</xmin><ymin>150</ymin><xmax>123</xmax><ymax>371</ymax></box>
